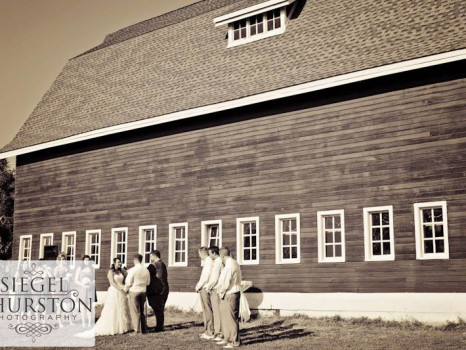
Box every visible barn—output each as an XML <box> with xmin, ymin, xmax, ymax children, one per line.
<box><xmin>1</xmin><ymin>0</ymin><xmax>465</xmax><ymax>322</ymax></box>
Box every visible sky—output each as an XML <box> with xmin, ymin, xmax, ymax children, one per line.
<box><xmin>0</xmin><ymin>0</ymin><xmax>198</xmax><ymax>169</ymax></box>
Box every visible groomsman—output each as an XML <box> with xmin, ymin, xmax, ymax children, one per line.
<box><xmin>147</xmin><ymin>250</ymin><xmax>169</xmax><ymax>332</ymax></box>
<box><xmin>195</xmin><ymin>247</ymin><xmax>214</xmax><ymax>339</ymax></box>
<box><xmin>125</xmin><ymin>254</ymin><xmax>150</xmax><ymax>335</ymax></box>
<box><xmin>204</xmin><ymin>246</ymin><xmax>223</xmax><ymax>342</ymax></box>
<box><xmin>216</xmin><ymin>247</ymin><xmax>242</xmax><ymax>348</ymax></box>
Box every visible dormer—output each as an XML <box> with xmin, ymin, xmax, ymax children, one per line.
<box><xmin>214</xmin><ymin>0</ymin><xmax>296</xmax><ymax>47</ymax></box>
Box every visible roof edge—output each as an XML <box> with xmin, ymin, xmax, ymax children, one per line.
<box><xmin>2</xmin><ymin>48</ymin><xmax>466</xmax><ymax>161</ymax></box>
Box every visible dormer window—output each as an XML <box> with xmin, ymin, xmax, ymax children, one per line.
<box><xmin>214</xmin><ymin>0</ymin><xmax>295</xmax><ymax>47</ymax></box>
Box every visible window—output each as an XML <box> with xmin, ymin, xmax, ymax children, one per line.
<box><xmin>39</xmin><ymin>233</ymin><xmax>54</xmax><ymax>259</ymax></box>
<box><xmin>169</xmin><ymin>223</ymin><xmax>188</xmax><ymax>267</ymax></box>
<box><xmin>226</xmin><ymin>7</ymin><xmax>287</xmax><ymax>47</ymax></box>
<box><xmin>317</xmin><ymin>210</ymin><xmax>345</xmax><ymax>263</ymax></box>
<box><xmin>201</xmin><ymin>220</ymin><xmax>222</xmax><ymax>248</ymax></box>
<box><xmin>414</xmin><ymin>201</ymin><xmax>449</xmax><ymax>260</ymax></box>
<box><xmin>111</xmin><ymin>227</ymin><xmax>128</xmax><ymax>267</ymax></box>
<box><xmin>236</xmin><ymin>217</ymin><xmax>259</xmax><ymax>265</ymax></box>
<box><xmin>85</xmin><ymin>230</ymin><xmax>101</xmax><ymax>268</ymax></box>
<box><xmin>18</xmin><ymin>235</ymin><xmax>32</xmax><ymax>260</ymax></box>
<box><xmin>139</xmin><ymin>225</ymin><xmax>157</xmax><ymax>265</ymax></box>
<box><xmin>62</xmin><ymin>231</ymin><xmax>77</xmax><ymax>266</ymax></box>
<box><xmin>275</xmin><ymin>213</ymin><xmax>300</xmax><ymax>264</ymax></box>
<box><xmin>363</xmin><ymin>206</ymin><xmax>395</xmax><ymax>261</ymax></box>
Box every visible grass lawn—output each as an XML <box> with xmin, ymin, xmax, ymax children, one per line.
<box><xmin>8</xmin><ymin>308</ymin><xmax>466</xmax><ymax>349</ymax></box>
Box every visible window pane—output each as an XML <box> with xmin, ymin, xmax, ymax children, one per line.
<box><xmin>334</xmin><ymin>215</ymin><xmax>341</xmax><ymax>228</ymax></box>
<box><xmin>251</xmin><ymin>26</ymin><xmax>256</xmax><ymax>36</ymax></box>
<box><xmin>244</xmin><ymin>249</ymin><xmax>251</xmax><ymax>261</ymax></box>
<box><xmin>290</xmin><ymin>219</ymin><xmax>297</xmax><ymax>231</ymax></box>
<box><xmin>290</xmin><ymin>234</ymin><xmax>297</xmax><ymax>246</ymax></box>
<box><xmin>325</xmin><ymin>231</ymin><xmax>333</xmax><ymax>243</ymax></box>
<box><xmin>275</xmin><ymin>17</ymin><xmax>281</xmax><ymax>28</ymax></box>
<box><xmin>381</xmin><ymin>212</ymin><xmax>389</xmax><ymax>225</ymax></box>
<box><xmin>291</xmin><ymin>247</ymin><xmax>297</xmax><ymax>259</ymax></box>
<box><xmin>324</xmin><ymin>217</ymin><xmax>333</xmax><ymax>229</ymax></box>
<box><xmin>175</xmin><ymin>252</ymin><xmax>181</xmax><ymax>262</ymax></box>
<box><xmin>241</xmin><ymin>27</ymin><xmax>246</xmax><ymax>38</ymax></box>
<box><xmin>283</xmin><ymin>247</ymin><xmax>290</xmax><ymax>259</ymax></box>
<box><xmin>422</xmin><ymin>209</ymin><xmax>432</xmax><ymax>223</ymax></box>
<box><xmin>383</xmin><ymin>242</ymin><xmax>391</xmax><ymax>255</ymax></box>
<box><xmin>325</xmin><ymin>245</ymin><xmax>333</xmax><ymax>258</ymax></box>
<box><xmin>282</xmin><ymin>220</ymin><xmax>290</xmax><ymax>232</ymax></box>
<box><xmin>335</xmin><ymin>244</ymin><xmax>342</xmax><ymax>257</ymax></box>
<box><xmin>372</xmin><ymin>228</ymin><xmax>381</xmax><ymax>241</ymax></box>
<box><xmin>258</xmin><ymin>22</ymin><xmax>264</xmax><ymax>33</ymax></box>
<box><xmin>433</xmin><ymin>208</ymin><xmax>443</xmax><ymax>222</ymax></box>
<box><xmin>424</xmin><ymin>240</ymin><xmax>434</xmax><ymax>254</ymax></box>
<box><xmin>423</xmin><ymin>225</ymin><xmax>433</xmax><ymax>238</ymax></box>
<box><xmin>334</xmin><ymin>231</ymin><xmax>341</xmax><ymax>243</ymax></box>
<box><xmin>251</xmin><ymin>235</ymin><xmax>257</xmax><ymax>248</ymax></box>
<box><xmin>175</xmin><ymin>240</ymin><xmax>182</xmax><ymax>251</ymax></box>
<box><xmin>435</xmin><ymin>240</ymin><xmax>445</xmax><ymax>253</ymax></box>
<box><xmin>244</xmin><ymin>223</ymin><xmax>251</xmax><ymax>235</ymax></box>
<box><xmin>372</xmin><ymin>243</ymin><xmax>381</xmax><ymax>256</ymax></box>
<box><xmin>382</xmin><ymin>227</ymin><xmax>390</xmax><ymax>240</ymax></box>
<box><xmin>234</xmin><ymin>30</ymin><xmax>239</xmax><ymax>40</ymax></box>
<box><xmin>145</xmin><ymin>242</ymin><xmax>151</xmax><ymax>252</ymax></box>
<box><xmin>282</xmin><ymin>234</ymin><xmax>290</xmax><ymax>246</ymax></box>
<box><xmin>244</xmin><ymin>236</ymin><xmax>251</xmax><ymax>248</ymax></box>
<box><xmin>434</xmin><ymin>225</ymin><xmax>444</xmax><ymax>237</ymax></box>
<box><xmin>372</xmin><ymin>213</ymin><xmax>380</xmax><ymax>225</ymax></box>
<box><xmin>251</xmin><ymin>249</ymin><xmax>257</xmax><ymax>260</ymax></box>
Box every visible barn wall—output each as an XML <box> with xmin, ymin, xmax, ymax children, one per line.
<box><xmin>12</xmin><ymin>71</ymin><xmax>466</xmax><ymax>293</ymax></box>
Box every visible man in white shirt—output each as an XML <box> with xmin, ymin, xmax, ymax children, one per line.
<box><xmin>204</xmin><ymin>246</ymin><xmax>224</xmax><ymax>342</ymax></box>
<box><xmin>195</xmin><ymin>247</ymin><xmax>214</xmax><ymax>339</ymax></box>
<box><xmin>215</xmin><ymin>247</ymin><xmax>242</xmax><ymax>348</ymax></box>
<box><xmin>125</xmin><ymin>254</ymin><xmax>150</xmax><ymax>334</ymax></box>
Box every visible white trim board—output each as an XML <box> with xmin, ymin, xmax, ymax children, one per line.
<box><xmin>1</xmin><ymin>49</ymin><xmax>466</xmax><ymax>160</ymax></box>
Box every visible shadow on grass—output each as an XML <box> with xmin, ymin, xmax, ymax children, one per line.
<box><xmin>147</xmin><ymin>321</ymin><xmax>203</xmax><ymax>333</ymax></box>
<box><xmin>241</xmin><ymin>320</ymin><xmax>315</xmax><ymax>346</ymax></box>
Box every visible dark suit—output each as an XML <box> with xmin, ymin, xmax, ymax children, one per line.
<box><xmin>147</xmin><ymin>260</ymin><xmax>169</xmax><ymax>331</ymax></box>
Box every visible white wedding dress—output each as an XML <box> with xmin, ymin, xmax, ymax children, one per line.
<box><xmin>75</xmin><ymin>272</ymin><xmax>132</xmax><ymax>338</ymax></box>
<box><xmin>94</xmin><ymin>272</ymin><xmax>132</xmax><ymax>336</ymax></box>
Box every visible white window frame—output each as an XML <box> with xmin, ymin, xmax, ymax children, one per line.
<box><xmin>414</xmin><ymin>201</ymin><xmax>449</xmax><ymax>260</ymax></box>
<box><xmin>85</xmin><ymin>229</ymin><xmax>102</xmax><ymax>269</ymax></box>
<box><xmin>201</xmin><ymin>220</ymin><xmax>223</xmax><ymax>248</ymax></box>
<box><xmin>363</xmin><ymin>206</ymin><xmax>395</xmax><ymax>261</ymax></box>
<box><xmin>39</xmin><ymin>233</ymin><xmax>54</xmax><ymax>259</ymax></box>
<box><xmin>139</xmin><ymin>225</ymin><xmax>157</xmax><ymax>266</ymax></box>
<box><xmin>275</xmin><ymin>213</ymin><xmax>301</xmax><ymax>264</ymax></box>
<box><xmin>317</xmin><ymin>210</ymin><xmax>346</xmax><ymax>263</ymax></box>
<box><xmin>168</xmin><ymin>223</ymin><xmax>188</xmax><ymax>267</ymax></box>
<box><xmin>111</xmin><ymin>227</ymin><xmax>129</xmax><ymax>267</ymax></box>
<box><xmin>227</xmin><ymin>7</ymin><xmax>287</xmax><ymax>47</ymax></box>
<box><xmin>18</xmin><ymin>235</ymin><xmax>33</xmax><ymax>261</ymax></box>
<box><xmin>61</xmin><ymin>231</ymin><xmax>77</xmax><ymax>267</ymax></box>
<box><xmin>236</xmin><ymin>217</ymin><xmax>260</xmax><ymax>265</ymax></box>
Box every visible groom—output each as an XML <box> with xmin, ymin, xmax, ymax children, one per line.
<box><xmin>147</xmin><ymin>250</ymin><xmax>169</xmax><ymax>332</ymax></box>
<box><xmin>125</xmin><ymin>254</ymin><xmax>150</xmax><ymax>335</ymax></box>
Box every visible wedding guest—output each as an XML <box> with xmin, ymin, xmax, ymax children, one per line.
<box><xmin>147</xmin><ymin>250</ymin><xmax>169</xmax><ymax>332</ymax></box>
<box><xmin>216</xmin><ymin>247</ymin><xmax>242</xmax><ymax>348</ymax></box>
<box><xmin>74</xmin><ymin>255</ymin><xmax>95</xmax><ymax>327</ymax></box>
<box><xmin>204</xmin><ymin>246</ymin><xmax>224</xmax><ymax>342</ymax></box>
<box><xmin>125</xmin><ymin>254</ymin><xmax>150</xmax><ymax>335</ymax></box>
<box><xmin>195</xmin><ymin>247</ymin><xmax>214</xmax><ymax>339</ymax></box>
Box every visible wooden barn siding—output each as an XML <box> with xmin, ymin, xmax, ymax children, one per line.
<box><xmin>12</xmin><ymin>76</ymin><xmax>466</xmax><ymax>293</ymax></box>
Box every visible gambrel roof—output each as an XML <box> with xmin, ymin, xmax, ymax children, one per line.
<box><xmin>2</xmin><ymin>0</ymin><xmax>466</xmax><ymax>157</ymax></box>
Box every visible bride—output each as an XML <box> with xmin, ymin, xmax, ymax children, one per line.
<box><xmin>94</xmin><ymin>258</ymin><xmax>133</xmax><ymax>335</ymax></box>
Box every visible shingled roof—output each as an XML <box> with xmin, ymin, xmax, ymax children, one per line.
<box><xmin>2</xmin><ymin>0</ymin><xmax>466</xmax><ymax>155</ymax></box>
